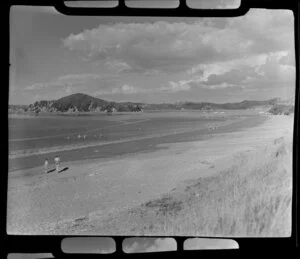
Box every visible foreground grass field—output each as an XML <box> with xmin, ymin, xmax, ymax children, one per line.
<box><xmin>96</xmin><ymin>135</ymin><xmax>292</xmax><ymax>237</ymax></box>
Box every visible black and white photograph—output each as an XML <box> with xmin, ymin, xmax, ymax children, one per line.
<box><xmin>8</xmin><ymin>1</ymin><xmax>295</xmax><ymax>237</ymax></box>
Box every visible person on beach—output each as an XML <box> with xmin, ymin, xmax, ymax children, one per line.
<box><xmin>54</xmin><ymin>156</ymin><xmax>60</xmax><ymax>172</ymax></box>
<box><xmin>44</xmin><ymin>158</ymin><xmax>49</xmax><ymax>173</ymax></box>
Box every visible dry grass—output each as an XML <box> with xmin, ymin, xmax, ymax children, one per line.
<box><xmin>96</xmin><ymin>136</ymin><xmax>292</xmax><ymax>237</ymax></box>
<box><xmin>143</xmin><ymin>195</ymin><xmax>183</xmax><ymax>216</ymax></box>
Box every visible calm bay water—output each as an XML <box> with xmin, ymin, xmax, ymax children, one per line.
<box><xmin>8</xmin><ymin>111</ymin><xmax>265</xmax><ymax>172</ymax></box>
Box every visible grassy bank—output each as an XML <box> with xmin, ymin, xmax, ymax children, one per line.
<box><xmin>96</xmin><ymin>136</ymin><xmax>292</xmax><ymax>237</ymax></box>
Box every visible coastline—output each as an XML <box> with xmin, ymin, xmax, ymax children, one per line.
<box><xmin>7</xmin><ymin>114</ymin><xmax>293</xmax><ymax>235</ymax></box>
<box><xmin>9</xmin><ymin>111</ymin><xmax>266</xmax><ymax>172</ymax></box>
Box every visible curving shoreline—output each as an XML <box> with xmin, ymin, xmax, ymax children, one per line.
<box><xmin>7</xmin><ymin>113</ymin><xmax>293</xmax><ymax>235</ymax></box>
<box><xmin>9</xmin><ymin>111</ymin><xmax>266</xmax><ymax>172</ymax></box>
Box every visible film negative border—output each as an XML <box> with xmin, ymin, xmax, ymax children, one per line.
<box><xmin>3</xmin><ymin>0</ymin><xmax>300</xmax><ymax>257</ymax></box>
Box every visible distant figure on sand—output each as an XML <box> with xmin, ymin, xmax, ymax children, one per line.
<box><xmin>54</xmin><ymin>156</ymin><xmax>60</xmax><ymax>172</ymax></box>
<box><xmin>44</xmin><ymin>158</ymin><xmax>49</xmax><ymax>173</ymax></box>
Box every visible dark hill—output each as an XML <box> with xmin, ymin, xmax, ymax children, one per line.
<box><xmin>52</xmin><ymin>93</ymin><xmax>111</xmax><ymax>112</ymax></box>
<box><xmin>31</xmin><ymin>93</ymin><xmax>143</xmax><ymax>112</ymax></box>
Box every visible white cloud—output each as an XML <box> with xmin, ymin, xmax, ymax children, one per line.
<box><xmin>94</xmin><ymin>84</ymin><xmax>144</xmax><ymax>96</ymax></box>
<box><xmin>62</xmin><ymin>20</ymin><xmax>222</xmax><ymax>72</ymax></box>
<box><xmin>63</xmin><ymin>9</ymin><xmax>293</xmax><ymax>76</ymax></box>
<box><xmin>128</xmin><ymin>46</ymin><xmax>294</xmax><ymax>95</ymax></box>
<box><xmin>177</xmin><ymin>49</ymin><xmax>295</xmax><ymax>91</ymax></box>
<box><xmin>161</xmin><ymin>77</ymin><xmax>240</xmax><ymax>92</ymax></box>
<box><xmin>202</xmin><ymin>82</ymin><xmax>238</xmax><ymax>89</ymax></box>
<box><xmin>160</xmin><ymin>80</ymin><xmax>192</xmax><ymax>92</ymax></box>
<box><xmin>187</xmin><ymin>54</ymin><xmax>268</xmax><ymax>77</ymax></box>
<box><xmin>58</xmin><ymin>74</ymin><xmax>103</xmax><ymax>82</ymax></box>
<box><xmin>25</xmin><ymin>74</ymin><xmax>110</xmax><ymax>91</ymax></box>
<box><xmin>105</xmin><ymin>58</ymin><xmax>132</xmax><ymax>72</ymax></box>
<box><xmin>242</xmin><ymin>51</ymin><xmax>296</xmax><ymax>87</ymax></box>
<box><xmin>121</xmin><ymin>84</ymin><xmax>139</xmax><ymax>94</ymax></box>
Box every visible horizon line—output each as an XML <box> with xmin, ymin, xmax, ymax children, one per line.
<box><xmin>9</xmin><ymin>92</ymin><xmax>284</xmax><ymax>106</ymax></box>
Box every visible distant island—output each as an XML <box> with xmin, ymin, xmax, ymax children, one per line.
<box><xmin>8</xmin><ymin>93</ymin><xmax>294</xmax><ymax>115</ymax></box>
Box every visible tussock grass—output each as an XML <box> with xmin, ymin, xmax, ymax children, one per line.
<box><xmin>143</xmin><ymin>195</ymin><xmax>183</xmax><ymax>216</ymax></box>
<box><xmin>103</xmin><ymin>136</ymin><xmax>292</xmax><ymax>237</ymax></box>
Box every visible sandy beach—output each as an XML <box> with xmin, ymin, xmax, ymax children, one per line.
<box><xmin>7</xmin><ymin>114</ymin><xmax>293</xmax><ymax>236</ymax></box>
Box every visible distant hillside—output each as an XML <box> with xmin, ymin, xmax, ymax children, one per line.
<box><xmin>268</xmin><ymin>104</ymin><xmax>294</xmax><ymax>115</ymax></box>
<box><xmin>15</xmin><ymin>93</ymin><xmax>293</xmax><ymax>114</ymax></box>
<box><xmin>29</xmin><ymin>93</ymin><xmax>143</xmax><ymax>113</ymax></box>
<box><xmin>144</xmin><ymin>98</ymin><xmax>280</xmax><ymax>111</ymax></box>
<box><xmin>210</xmin><ymin>98</ymin><xmax>280</xmax><ymax>110</ymax></box>
<box><xmin>52</xmin><ymin>93</ymin><xmax>110</xmax><ymax>112</ymax></box>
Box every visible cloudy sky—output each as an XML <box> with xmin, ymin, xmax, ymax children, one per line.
<box><xmin>9</xmin><ymin>4</ymin><xmax>295</xmax><ymax>105</ymax></box>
